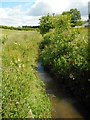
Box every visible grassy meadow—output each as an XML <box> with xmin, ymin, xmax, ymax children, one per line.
<box><xmin>1</xmin><ymin>29</ymin><xmax>51</xmax><ymax>118</ymax></box>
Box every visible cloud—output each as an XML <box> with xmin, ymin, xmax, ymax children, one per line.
<box><xmin>0</xmin><ymin>0</ymin><xmax>89</xmax><ymax>26</ymax></box>
<box><xmin>28</xmin><ymin>0</ymin><xmax>70</xmax><ymax>16</ymax></box>
<box><xmin>28</xmin><ymin>0</ymin><xmax>89</xmax><ymax>19</ymax></box>
<box><xmin>0</xmin><ymin>5</ymin><xmax>40</xmax><ymax>26</ymax></box>
<box><xmin>29</xmin><ymin>1</ymin><xmax>52</xmax><ymax>16</ymax></box>
<box><xmin>68</xmin><ymin>0</ymin><xmax>89</xmax><ymax>20</ymax></box>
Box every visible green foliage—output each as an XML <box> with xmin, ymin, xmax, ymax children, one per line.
<box><xmin>39</xmin><ymin>15</ymin><xmax>72</xmax><ymax>50</ymax></box>
<box><xmin>70</xmin><ymin>8</ymin><xmax>81</xmax><ymax>22</ymax></box>
<box><xmin>40</xmin><ymin>14</ymin><xmax>90</xmax><ymax>105</ymax></box>
<box><xmin>0</xmin><ymin>25</ymin><xmax>38</xmax><ymax>31</ymax></box>
<box><xmin>39</xmin><ymin>14</ymin><xmax>54</xmax><ymax>35</ymax></box>
<box><xmin>40</xmin><ymin>15</ymin><xmax>72</xmax><ymax>50</ymax></box>
<box><xmin>1</xmin><ymin>29</ymin><xmax>51</xmax><ymax>118</ymax></box>
<box><xmin>39</xmin><ymin>30</ymin><xmax>54</xmax><ymax>50</ymax></box>
<box><xmin>39</xmin><ymin>8</ymin><xmax>83</xmax><ymax>36</ymax></box>
<box><xmin>75</xmin><ymin>20</ymin><xmax>84</xmax><ymax>26</ymax></box>
<box><xmin>62</xmin><ymin>8</ymin><xmax>83</xmax><ymax>27</ymax></box>
<box><xmin>54</xmin><ymin>15</ymin><xmax>72</xmax><ymax>32</ymax></box>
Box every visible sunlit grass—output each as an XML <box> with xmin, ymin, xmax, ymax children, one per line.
<box><xmin>2</xmin><ymin>29</ymin><xmax>51</xmax><ymax>118</ymax></box>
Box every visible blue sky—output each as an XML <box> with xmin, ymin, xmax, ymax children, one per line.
<box><xmin>0</xmin><ymin>0</ymin><xmax>89</xmax><ymax>26</ymax></box>
<box><xmin>2</xmin><ymin>2</ymin><xmax>30</xmax><ymax>8</ymax></box>
<box><xmin>1</xmin><ymin>1</ymin><xmax>35</xmax><ymax>8</ymax></box>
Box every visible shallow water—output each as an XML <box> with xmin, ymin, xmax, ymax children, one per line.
<box><xmin>37</xmin><ymin>62</ymin><xmax>84</xmax><ymax>118</ymax></box>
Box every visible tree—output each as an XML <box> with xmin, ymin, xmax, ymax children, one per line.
<box><xmin>70</xmin><ymin>8</ymin><xmax>81</xmax><ymax>25</ymax></box>
<box><xmin>54</xmin><ymin>14</ymin><xmax>72</xmax><ymax>33</ymax></box>
<box><xmin>39</xmin><ymin>14</ymin><xmax>53</xmax><ymax>35</ymax></box>
<box><xmin>62</xmin><ymin>8</ymin><xmax>83</xmax><ymax>27</ymax></box>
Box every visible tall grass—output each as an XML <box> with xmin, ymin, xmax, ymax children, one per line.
<box><xmin>1</xmin><ymin>29</ymin><xmax>51</xmax><ymax>118</ymax></box>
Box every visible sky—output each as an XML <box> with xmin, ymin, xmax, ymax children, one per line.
<box><xmin>0</xmin><ymin>0</ymin><xmax>90</xmax><ymax>27</ymax></box>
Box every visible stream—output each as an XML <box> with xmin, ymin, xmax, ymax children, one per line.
<box><xmin>37</xmin><ymin>61</ymin><xmax>87</xmax><ymax>119</ymax></box>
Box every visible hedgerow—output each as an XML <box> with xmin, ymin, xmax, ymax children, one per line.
<box><xmin>40</xmin><ymin>15</ymin><xmax>90</xmax><ymax>106</ymax></box>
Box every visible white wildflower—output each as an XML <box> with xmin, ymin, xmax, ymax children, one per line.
<box><xmin>69</xmin><ymin>74</ymin><xmax>74</xmax><ymax>79</ymax></box>
<box><xmin>22</xmin><ymin>64</ymin><xmax>25</xmax><ymax>67</ymax></box>
<box><xmin>28</xmin><ymin>109</ymin><xmax>34</xmax><ymax>118</ymax></box>
<box><xmin>18</xmin><ymin>58</ymin><xmax>20</xmax><ymax>62</ymax></box>
<box><xmin>16</xmin><ymin>102</ymin><xmax>19</xmax><ymax>105</ymax></box>
<box><xmin>14</xmin><ymin>42</ymin><xmax>18</xmax><ymax>45</ymax></box>
<box><xmin>19</xmin><ymin>64</ymin><xmax>21</xmax><ymax>68</ymax></box>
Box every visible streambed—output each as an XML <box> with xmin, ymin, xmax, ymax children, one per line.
<box><xmin>37</xmin><ymin>61</ymin><xmax>85</xmax><ymax>118</ymax></box>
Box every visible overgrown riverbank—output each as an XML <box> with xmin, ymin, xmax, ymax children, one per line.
<box><xmin>1</xmin><ymin>29</ymin><xmax>51</xmax><ymax>118</ymax></box>
<box><xmin>39</xmin><ymin>14</ymin><xmax>90</xmax><ymax>117</ymax></box>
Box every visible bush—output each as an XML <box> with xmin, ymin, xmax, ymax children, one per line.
<box><xmin>40</xmin><ymin>14</ymin><xmax>90</xmax><ymax>106</ymax></box>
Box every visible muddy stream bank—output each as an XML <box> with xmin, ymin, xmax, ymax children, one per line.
<box><xmin>37</xmin><ymin>61</ymin><xmax>88</xmax><ymax>119</ymax></box>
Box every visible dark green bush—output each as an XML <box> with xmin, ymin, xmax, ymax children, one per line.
<box><xmin>40</xmin><ymin>14</ymin><xmax>90</xmax><ymax>106</ymax></box>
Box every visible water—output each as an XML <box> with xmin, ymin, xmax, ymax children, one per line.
<box><xmin>37</xmin><ymin>61</ymin><xmax>85</xmax><ymax>119</ymax></box>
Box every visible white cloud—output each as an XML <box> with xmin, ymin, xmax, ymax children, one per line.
<box><xmin>29</xmin><ymin>1</ymin><xmax>52</xmax><ymax>16</ymax></box>
<box><xmin>0</xmin><ymin>0</ymin><xmax>90</xmax><ymax>26</ymax></box>
<box><xmin>0</xmin><ymin>8</ymin><xmax>8</xmax><ymax>18</ymax></box>
<box><xmin>0</xmin><ymin>5</ymin><xmax>40</xmax><ymax>26</ymax></box>
<box><xmin>68</xmin><ymin>0</ymin><xmax>89</xmax><ymax>20</ymax></box>
<box><xmin>29</xmin><ymin>0</ymin><xmax>70</xmax><ymax>16</ymax></box>
<box><xmin>29</xmin><ymin>0</ymin><xmax>90</xmax><ymax>19</ymax></box>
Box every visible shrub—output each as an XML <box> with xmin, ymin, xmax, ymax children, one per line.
<box><xmin>40</xmin><ymin>14</ymin><xmax>90</xmax><ymax>106</ymax></box>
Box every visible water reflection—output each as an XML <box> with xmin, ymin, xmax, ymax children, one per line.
<box><xmin>37</xmin><ymin>62</ymin><xmax>84</xmax><ymax>118</ymax></box>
